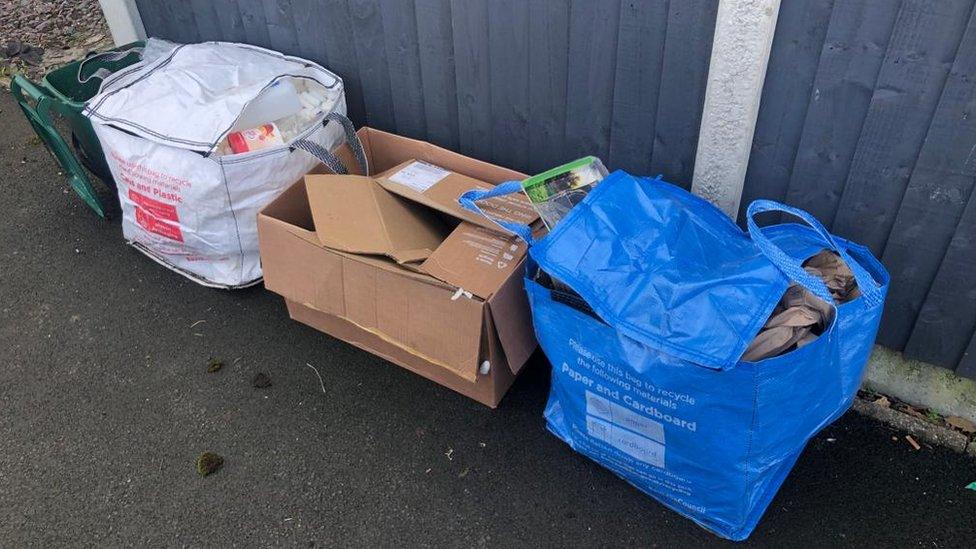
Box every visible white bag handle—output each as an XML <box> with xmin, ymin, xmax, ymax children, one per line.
<box><xmin>77</xmin><ymin>46</ymin><xmax>144</xmax><ymax>84</ymax></box>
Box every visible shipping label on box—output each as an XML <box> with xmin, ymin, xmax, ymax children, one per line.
<box><xmin>377</xmin><ymin>160</ymin><xmax>539</xmax><ymax>234</ymax></box>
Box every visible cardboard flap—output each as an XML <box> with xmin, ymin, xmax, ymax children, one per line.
<box><xmin>346</xmin><ymin>260</ymin><xmax>483</xmax><ymax>383</ymax></box>
<box><xmin>377</xmin><ymin>161</ymin><xmax>538</xmax><ymax>235</ymax></box>
<box><xmin>486</xmin><ymin>259</ymin><xmax>537</xmax><ymax>375</ymax></box>
<box><xmin>420</xmin><ymin>223</ymin><xmax>527</xmax><ymax>300</ymax></box>
<box><xmin>304</xmin><ymin>173</ymin><xmax>446</xmax><ymax>263</ymax></box>
<box><xmin>390</xmin><ymin>248</ymin><xmax>435</xmax><ymax>265</ymax></box>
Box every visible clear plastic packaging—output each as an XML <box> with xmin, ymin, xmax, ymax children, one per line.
<box><xmin>141</xmin><ymin>37</ymin><xmax>179</xmax><ymax>65</ymax></box>
<box><xmin>232</xmin><ymin>79</ymin><xmax>301</xmax><ymax>132</ymax></box>
<box><xmin>523</xmin><ymin>157</ymin><xmax>610</xmax><ymax>295</ymax></box>
<box><xmin>521</xmin><ymin>156</ymin><xmax>609</xmax><ymax>229</ymax></box>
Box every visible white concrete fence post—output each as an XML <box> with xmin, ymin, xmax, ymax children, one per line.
<box><xmin>692</xmin><ymin>0</ymin><xmax>781</xmax><ymax>218</ymax></box>
<box><xmin>98</xmin><ymin>0</ymin><xmax>147</xmax><ymax>46</ymax></box>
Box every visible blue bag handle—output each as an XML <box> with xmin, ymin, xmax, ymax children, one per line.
<box><xmin>458</xmin><ymin>180</ymin><xmax>535</xmax><ymax>244</ymax></box>
<box><xmin>746</xmin><ymin>199</ymin><xmax>883</xmax><ymax>307</ymax></box>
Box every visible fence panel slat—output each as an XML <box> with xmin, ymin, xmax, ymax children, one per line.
<box><xmin>236</xmin><ymin>0</ymin><xmax>273</xmax><ymax>49</ymax></box>
<box><xmin>607</xmin><ymin>0</ymin><xmax>669</xmax><ymax>176</ymax></box>
<box><xmin>832</xmin><ymin>0</ymin><xmax>975</xmax><ymax>250</ymax></box>
<box><xmin>957</xmin><ymin>336</ymin><xmax>976</xmax><ymax>379</ymax></box>
<box><xmin>739</xmin><ymin>0</ymin><xmax>835</xmax><ymax>222</ymax></box>
<box><xmin>780</xmin><ymin>0</ymin><xmax>899</xmax><ymax>225</ymax></box>
<box><xmin>450</xmin><ymin>0</ymin><xmax>491</xmax><ymax>159</ymax></box>
<box><xmin>879</xmin><ymin>6</ymin><xmax>976</xmax><ymax>351</ymax></box>
<box><xmin>563</xmin><ymin>0</ymin><xmax>622</xmax><ymax>163</ymax></box>
<box><xmin>380</xmin><ymin>0</ymin><xmax>427</xmax><ymax>139</ymax></box>
<box><xmin>262</xmin><ymin>0</ymin><xmax>301</xmax><ymax>55</ymax></box>
<box><xmin>488</xmin><ymin>0</ymin><xmax>531</xmax><ymax>172</ymax></box>
<box><xmin>649</xmin><ymin>0</ymin><xmax>718</xmax><ymax>188</ymax></box>
<box><xmin>187</xmin><ymin>0</ymin><xmax>223</xmax><ymax>41</ymax></box>
<box><xmin>312</xmin><ymin>1</ymin><xmax>367</xmax><ymax>125</ymax></box>
<box><xmin>208</xmin><ymin>0</ymin><xmax>247</xmax><ymax>43</ymax></box>
<box><xmin>349</xmin><ymin>0</ymin><xmax>397</xmax><ymax>131</ymax></box>
<box><xmin>415</xmin><ymin>0</ymin><xmax>459</xmax><ymax>150</ymax></box>
<box><xmin>905</xmin><ymin>193</ymin><xmax>976</xmax><ymax>373</ymax></box>
<box><xmin>526</xmin><ymin>0</ymin><xmax>570</xmax><ymax>174</ymax></box>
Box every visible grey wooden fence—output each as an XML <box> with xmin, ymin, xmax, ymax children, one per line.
<box><xmin>135</xmin><ymin>0</ymin><xmax>976</xmax><ymax>379</ymax></box>
<box><xmin>745</xmin><ymin>0</ymin><xmax>976</xmax><ymax>379</ymax></box>
<box><xmin>135</xmin><ymin>0</ymin><xmax>717</xmax><ymax>182</ymax></box>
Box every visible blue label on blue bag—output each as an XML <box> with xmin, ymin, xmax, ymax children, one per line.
<box><xmin>550</xmin><ymin>339</ymin><xmax>706</xmax><ymax>507</ymax></box>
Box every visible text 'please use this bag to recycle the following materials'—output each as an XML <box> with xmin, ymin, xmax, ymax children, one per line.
<box><xmin>459</xmin><ymin>171</ymin><xmax>889</xmax><ymax>540</ymax></box>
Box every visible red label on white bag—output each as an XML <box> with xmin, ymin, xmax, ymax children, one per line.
<box><xmin>129</xmin><ymin>189</ymin><xmax>179</xmax><ymax>222</ymax></box>
<box><xmin>135</xmin><ymin>206</ymin><xmax>184</xmax><ymax>242</ymax></box>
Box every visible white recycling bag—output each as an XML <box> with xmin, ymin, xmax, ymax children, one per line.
<box><xmin>86</xmin><ymin>41</ymin><xmax>364</xmax><ymax>288</ymax></box>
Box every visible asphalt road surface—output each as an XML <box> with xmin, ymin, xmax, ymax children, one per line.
<box><xmin>2</xmin><ymin>90</ymin><xmax>974</xmax><ymax>547</ymax></box>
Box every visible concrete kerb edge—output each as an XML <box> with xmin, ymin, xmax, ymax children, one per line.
<box><xmin>855</xmin><ymin>345</ymin><xmax>976</xmax><ymax>457</ymax></box>
<box><xmin>863</xmin><ymin>346</ymin><xmax>976</xmax><ymax>423</ymax></box>
<box><xmin>851</xmin><ymin>397</ymin><xmax>973</xmax><ymax>455</ymax></box>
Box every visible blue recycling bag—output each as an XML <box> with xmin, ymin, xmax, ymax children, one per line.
<box><xmin>460</xmin><ymin>171</ymin><xmax>889</xmax><ymax>540</ymax></box>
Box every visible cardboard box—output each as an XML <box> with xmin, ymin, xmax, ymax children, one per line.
<box><xmin>257</xmin><ymin>128</ymin><xmax>538</xmax><ymax>407</ymax></box>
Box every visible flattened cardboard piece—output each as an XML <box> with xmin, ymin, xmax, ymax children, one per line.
<box><xmin>304</xmin><ymin>159</ymin><xmax>531</xmax><ymax>299</ymax></box>
<box><xmin>304</xmin><ymin>173</ymin><xmax>448</xmax><ymax>263</ymax></box>
<box><xmin>420</xmin><ymin>223</ymin><xmax>528</xmax><ymax>300</ymax></box>
<box><xmin>376</xmin><ymin>160</ymin><xmax>538</xmax><ymax>234</ymax></box>
<box><xmin>395</xmin><ymin>273</ymin><xmax>484</xmax><ymax>381</ymax></box>
<box><xmin>259</xmin><ymin>219</ymin><xmax>345</xmax><ymax>316</ymax></box>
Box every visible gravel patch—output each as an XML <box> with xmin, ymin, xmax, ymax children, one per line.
<box><xmin>1</xmin><ymin>0</ymin><xmax>114</xmax><ymax>85</ymax></box>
